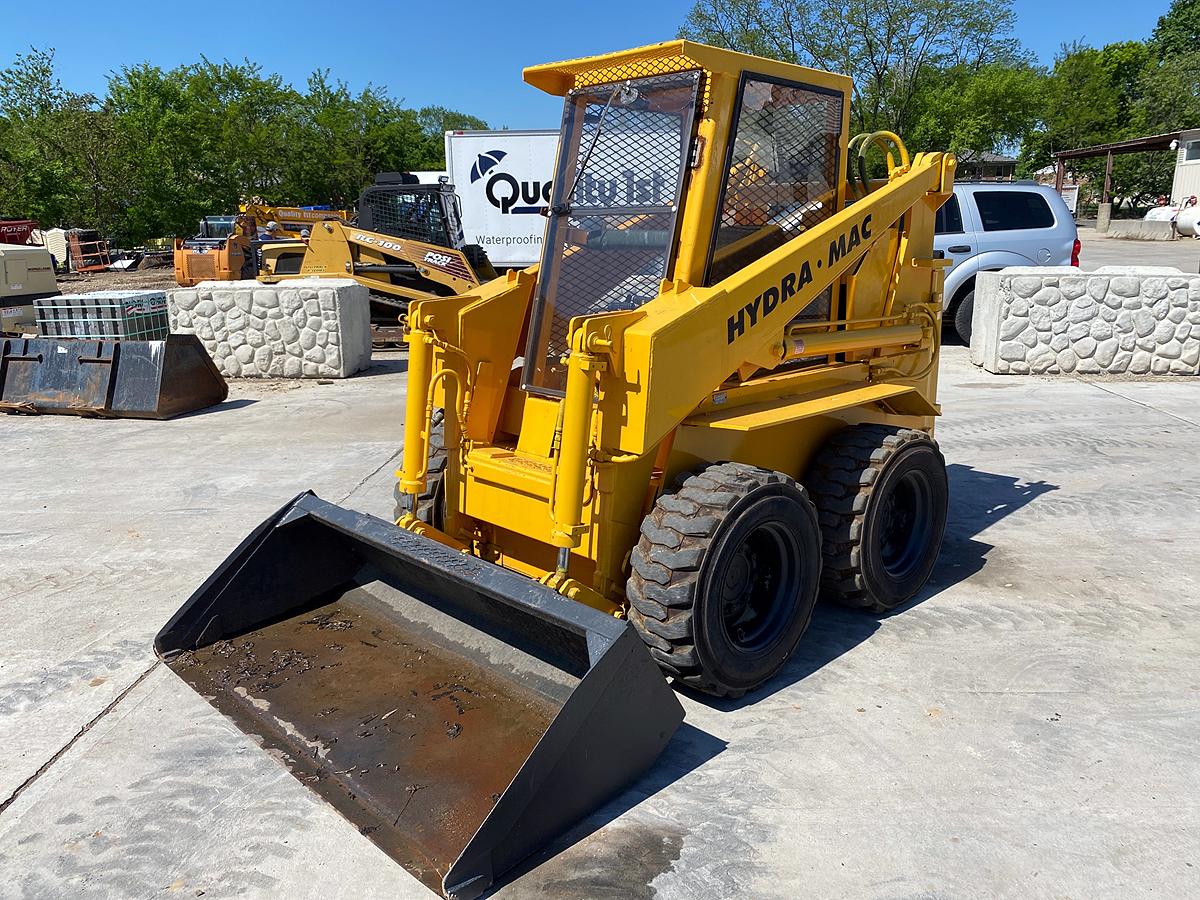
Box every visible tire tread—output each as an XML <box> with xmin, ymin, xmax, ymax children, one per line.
<box><xmin>392</xmin><ymin>408</ymin><xmax>447</xmax><ymax>525</ymax></box>
<box><xmin>627</xmin><ymin>462</ymin><xmax>809</xmax><ymax>698</ymax></box>
<box><xmin>806</xmin><ymin>425</ymin><xmax>941</xmax><ymax>613</ymax></box>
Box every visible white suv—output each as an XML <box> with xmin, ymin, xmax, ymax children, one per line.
<box><xmin>936</xmin><ymin>182</ymin><xmax>1079</xmax><ymax>342</ymax></box>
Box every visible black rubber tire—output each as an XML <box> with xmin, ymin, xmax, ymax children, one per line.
<box><xmin>954</xmin><ymin>289</ymin><xmax>975</xmax><ymax>344</ymax></box>
<box><xmin>392</xmin><ymin>408</ymin><xmax>446</xmax><ymax>527</ymax></box>
<box><xmin>627</xmin><ymin>462</ymin><xmax>822</xmax><ymax>698</ymax></box>
<box><xmin>806</xmin><ymin>425</ymin><xmax>948</xmax><ymax>613</ymax></box>
<box><xmin>239</xmin><ymin>248</ymin><xmax>260</xmax><ymax>279</ymax></box>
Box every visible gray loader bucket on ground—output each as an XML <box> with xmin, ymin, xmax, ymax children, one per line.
<box><xmin>0</xmin><ymin>334</ymin><xmax>227</xmax><ymax>418</ymax></box>
<box><xmin>155</xmin><ymin>493</ymin><xmax>684</xmax><ymax>899</ymax></box>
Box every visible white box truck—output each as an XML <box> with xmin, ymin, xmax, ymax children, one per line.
<box><xmin>445</xmin><ymin>129</ymin><xmax>559</xmax><ymax>269</ymax></box>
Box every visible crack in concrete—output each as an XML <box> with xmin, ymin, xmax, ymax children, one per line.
<box><xmin>2</xmin><ymin>440</ymin><xmax>399</xmax><ymax>818</ymax></box>
<box><xmin>336</xmin><ymin>448</ymin><xmax>403</xmax><ymax>505</ymax></box>
<box><xmin>1084</xmin><ymin>380</ymin><xmax>1200</xmax><ymax>429</ymax></box>
<box><xmin>0</xmin><ymin>660</ymin><xmax>161</xmax><ymax>818</ymax></box>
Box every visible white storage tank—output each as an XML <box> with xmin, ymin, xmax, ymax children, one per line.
<box><xmin>1176</xmin><ymin>205</ymin><xmax>1200</xmax><ymax>237</ymax></box>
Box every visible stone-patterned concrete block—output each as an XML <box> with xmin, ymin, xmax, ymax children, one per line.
<box><xmin>970</xmin><ymin>267</ymin><xmax>1200</xmax><ymax>376</ymax></box>
<box><xmin>168</xmin><ymin>278</ymin><xmax>372</xmax><ymax>378</ymax></box>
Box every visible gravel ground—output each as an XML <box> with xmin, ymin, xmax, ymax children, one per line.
<box><xmin>55</xmin><ymin>267</ymin><xmax>179</xmax><ymax>294</ymax></box>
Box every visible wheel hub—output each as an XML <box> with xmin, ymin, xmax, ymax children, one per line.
<box><xmin>878</xmin><ymin>469</ymin><xmax>934</xmax><ymax>580</ymax></box>
<box><xmin>719</xmin><ymin>523</ymin><xmax>793</xmax><ymax>653</ymax></box>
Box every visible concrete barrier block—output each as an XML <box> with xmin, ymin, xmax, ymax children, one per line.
<box><xmin>969</xmin><ymin>271</ymin><xmax>1002</xmax><ymax>368</ymax></box>
<box><xmin>169</xmin><ymin>279</ymin><xmax>372</xmax><ymax>378</ymax></box>
<box><xmin>1105</xmin><ymin>220</ymin><xmax>1178</xmax><ymax>241</ymax></box>
<box><xmin>1093</xmin><ymin>266</ymin><xmax>1184</xmax><ymax>275</ymax></box>
<box><xmin>970</xmin><ymin>267</ymin><xmax>1199</xmax><ymax>376</ymax></box>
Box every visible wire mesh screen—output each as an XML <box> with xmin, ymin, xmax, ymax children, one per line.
<box><xmin>706</xmin><ymin>76</ymin><xmax>843</xmax><ymax>304</ymax></box>
<box><xmin>523</xmin><ymin>71</ymin><xmax>700</xmax><ymax>396</ymax></box>
<box><xmin>186</xmin><ymin>253</ymin><xmax>217</xmax><ymax>281</ymax></box>
<box><xmin>36</xmin><ymin>291</ymin><xmax>169</xmax><ymax>340</ymax></box>
<box><xmin>554</xmin><ymin>50</ymin><xmax>712</xmax><ymax>115</ymax></box>
<box><xmin>358</xmin><ymin>188</ymin><xmax>452</xmax><ymax>247</ymax></box>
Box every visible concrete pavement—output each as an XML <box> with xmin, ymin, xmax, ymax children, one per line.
<box><xmin>1078</xmin><ymin>221</ymin><xmax>1200</xmax><ymax>272</ymax></box>
<box><xmin>1</xmin><ymin>347</ymin><xmax>1197</xmax><ymax>899</ymax></box>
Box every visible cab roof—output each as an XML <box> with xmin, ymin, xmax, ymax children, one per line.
<box><xmin>522</xmin><ymin>40</ymin><xmax>852</xmax><ymax>101</ymax></box>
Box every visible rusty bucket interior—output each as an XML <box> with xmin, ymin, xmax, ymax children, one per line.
<box><xmin>0</xmin><ymin>334</ymin><xmax>227</xmax><ymax>418</ymax></box>
<box><xmin>155</xmin><ymin>493</ymin><xmax>683</xmax><ymax>899</ymax></box>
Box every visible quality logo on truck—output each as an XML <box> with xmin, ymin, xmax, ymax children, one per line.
<box><xmin>448</xmin><ymin>131</ymin><xmax>560</xmax><ymax>267</ymax></box>
<box><xmin>471</xmin><ymin>150</ymin><xmax>552</xmax><ymax>215</ymax></box>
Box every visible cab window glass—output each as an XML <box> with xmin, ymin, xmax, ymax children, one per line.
<box><xmin>706</xmin><ymin>77</ymin><xmax>844</xmax><ymax>285</ymax></box>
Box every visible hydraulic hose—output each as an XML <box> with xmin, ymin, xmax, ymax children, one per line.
<box><xmin>847</xmin><ymin>130</ymin><xmax>912</xmax><ymax>198</ymax></box>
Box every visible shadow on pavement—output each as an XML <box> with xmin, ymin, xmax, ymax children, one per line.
<box><xmin>941</xmin><ymin>323</ymin><xmax>968</xmax><ymax>348</ymax></box>
<box><xmin>357</xmin><ymin>355</ymin><xmax>408</xmax><ymax>377</ymax></box>
<box><xmin>485</xmin><ymin>722</ymin><xmax>726</xmax><ymax>897</ymax></box>
<box><xmin>173</xmin><ymin>397</ymin><xmax>257</xmax><ymax>419</ymax></box>
<box><xmin>929</xmin><ymin>464</ymin><xmax>1057</xmax><ymax>599</ymax></box>
<box><xmin>688</xmin><ymin>463</ymin><xmax>1059</xmax><ymax>711</ymax></box>
<box><xmin>484</xmin><ymin>473</ymin><xmax>1058</xmax><ymax>891</ymax></box>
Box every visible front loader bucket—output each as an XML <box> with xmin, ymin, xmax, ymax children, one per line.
<box><xmin>154</xmin><ymin>493</ymin><xmax>683</xmax><ymax>899</ymax></box>
<box><xmin>0</xmin><ymin>334</ymin><xmax>227</xmax><ymax>419</ymax></box>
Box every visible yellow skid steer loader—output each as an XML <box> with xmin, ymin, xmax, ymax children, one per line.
<box><xmin>157</xmin><ymin>41</ymin><xmax>954</xmax><ymax>898</ymax></box>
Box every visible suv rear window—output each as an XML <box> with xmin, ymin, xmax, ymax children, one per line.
<box><xmin>974</xmin><ymin>191</ymin><xmax>1055</xmax><ymax>231</ymax></box>
<box><xmin>935</xmin><ymin>195</ymin><xmax>963</xmax><ymax>234</ymax></box>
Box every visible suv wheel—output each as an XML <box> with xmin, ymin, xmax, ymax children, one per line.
<box><xmin>953</xmin><ymin>289</ymin><xmax>975</xmax><ymax>344</ymax></box>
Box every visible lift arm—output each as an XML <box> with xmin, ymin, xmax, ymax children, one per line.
<box><xmin>261</xmin><ymin>221</ymin><xmax>484</xmax><ymax>303</ymax></box>
<box><xmin>578</xmin><ymin>151</ymin><xmax>956</xmax><ymax>457</ymax></box>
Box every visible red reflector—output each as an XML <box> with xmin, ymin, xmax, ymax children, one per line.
<box><xmin>1071</xmin><ymin>238</ymin><xmax>1081</xmax><ymax>267</ymax></box>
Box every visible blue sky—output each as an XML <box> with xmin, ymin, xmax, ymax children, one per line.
<box><xmin>0</xmin><ymin>0</ymin><xmax>1174</xmax><ymax>130</ymax></box>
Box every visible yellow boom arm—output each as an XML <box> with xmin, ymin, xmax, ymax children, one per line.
<box><xmin>589</xmin><ymin>150</ymin><xmax>955</xmax><ymax>456</ymax></box>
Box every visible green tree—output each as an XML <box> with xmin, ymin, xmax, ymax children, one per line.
<box><xmin>277</xmin><ymin>72</ymin><xmax>426</xmax><ymax>208</ymax></box>
<box><xmin>1151</xmin><ymin>0</ymin><xmax>1200</xmax><ymax>58</ymax></box>
<box><xmin>0</xmin><ymin>47</ymin><xmax>488</xmax><ymax>245</ymax></box>
<box><xmin>906</xmin><ymin>62</ymin><xmax>1045</xmax><ymax>158</ymax></box>
<box><xmin>1138</xmin><ymin>50</ymin><xmax>1200</xmax><ymax>133</ymax></box>
<box><xmin>414</xmin><ymin>105</ymin><xmax>489</xmax><ymax>171</ymax></box>
<box><xmin>105</xmin><ymin>61</ymin><xmax>277</xmax><ymax>241</ymax></box>
<box><xmin>681</xmin><ymin>0</ymin><xmax>1032</xmax><ymax>139</ymax></box>
<box><xmin>0</xmin><ymin>46</ymin><xmax>68</xmax><ymax>115</ymax></box>
<box><xmin>1018</xmin><ymin>42</ymin><xmax>1160</xmax><ymax>209</ymax></box>
<box><xmin>1048</xmin><ymin>42</ymin><xmax>1148</xmax><ymax>150</ymax></box>
<box><xmin>0</xmin><ymin>47</ymin><xmax>135</xmax><ymax>240</ymax></box>
<box><xmin>1127</xmin><ymin>49</ymin><xmax>1200</xmax><ymax>206</ymax></box>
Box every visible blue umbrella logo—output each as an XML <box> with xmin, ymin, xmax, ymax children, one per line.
<box><xmin>470</xmin><ymin>150</ymin><xmax>508</xmax><ymax>183</ymax></box>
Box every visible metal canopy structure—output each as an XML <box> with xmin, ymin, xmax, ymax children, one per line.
<box><xmin>1053</xmin><ymin>131</ymin><xmax>1184</xmax><ymax>204</ymax></box>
